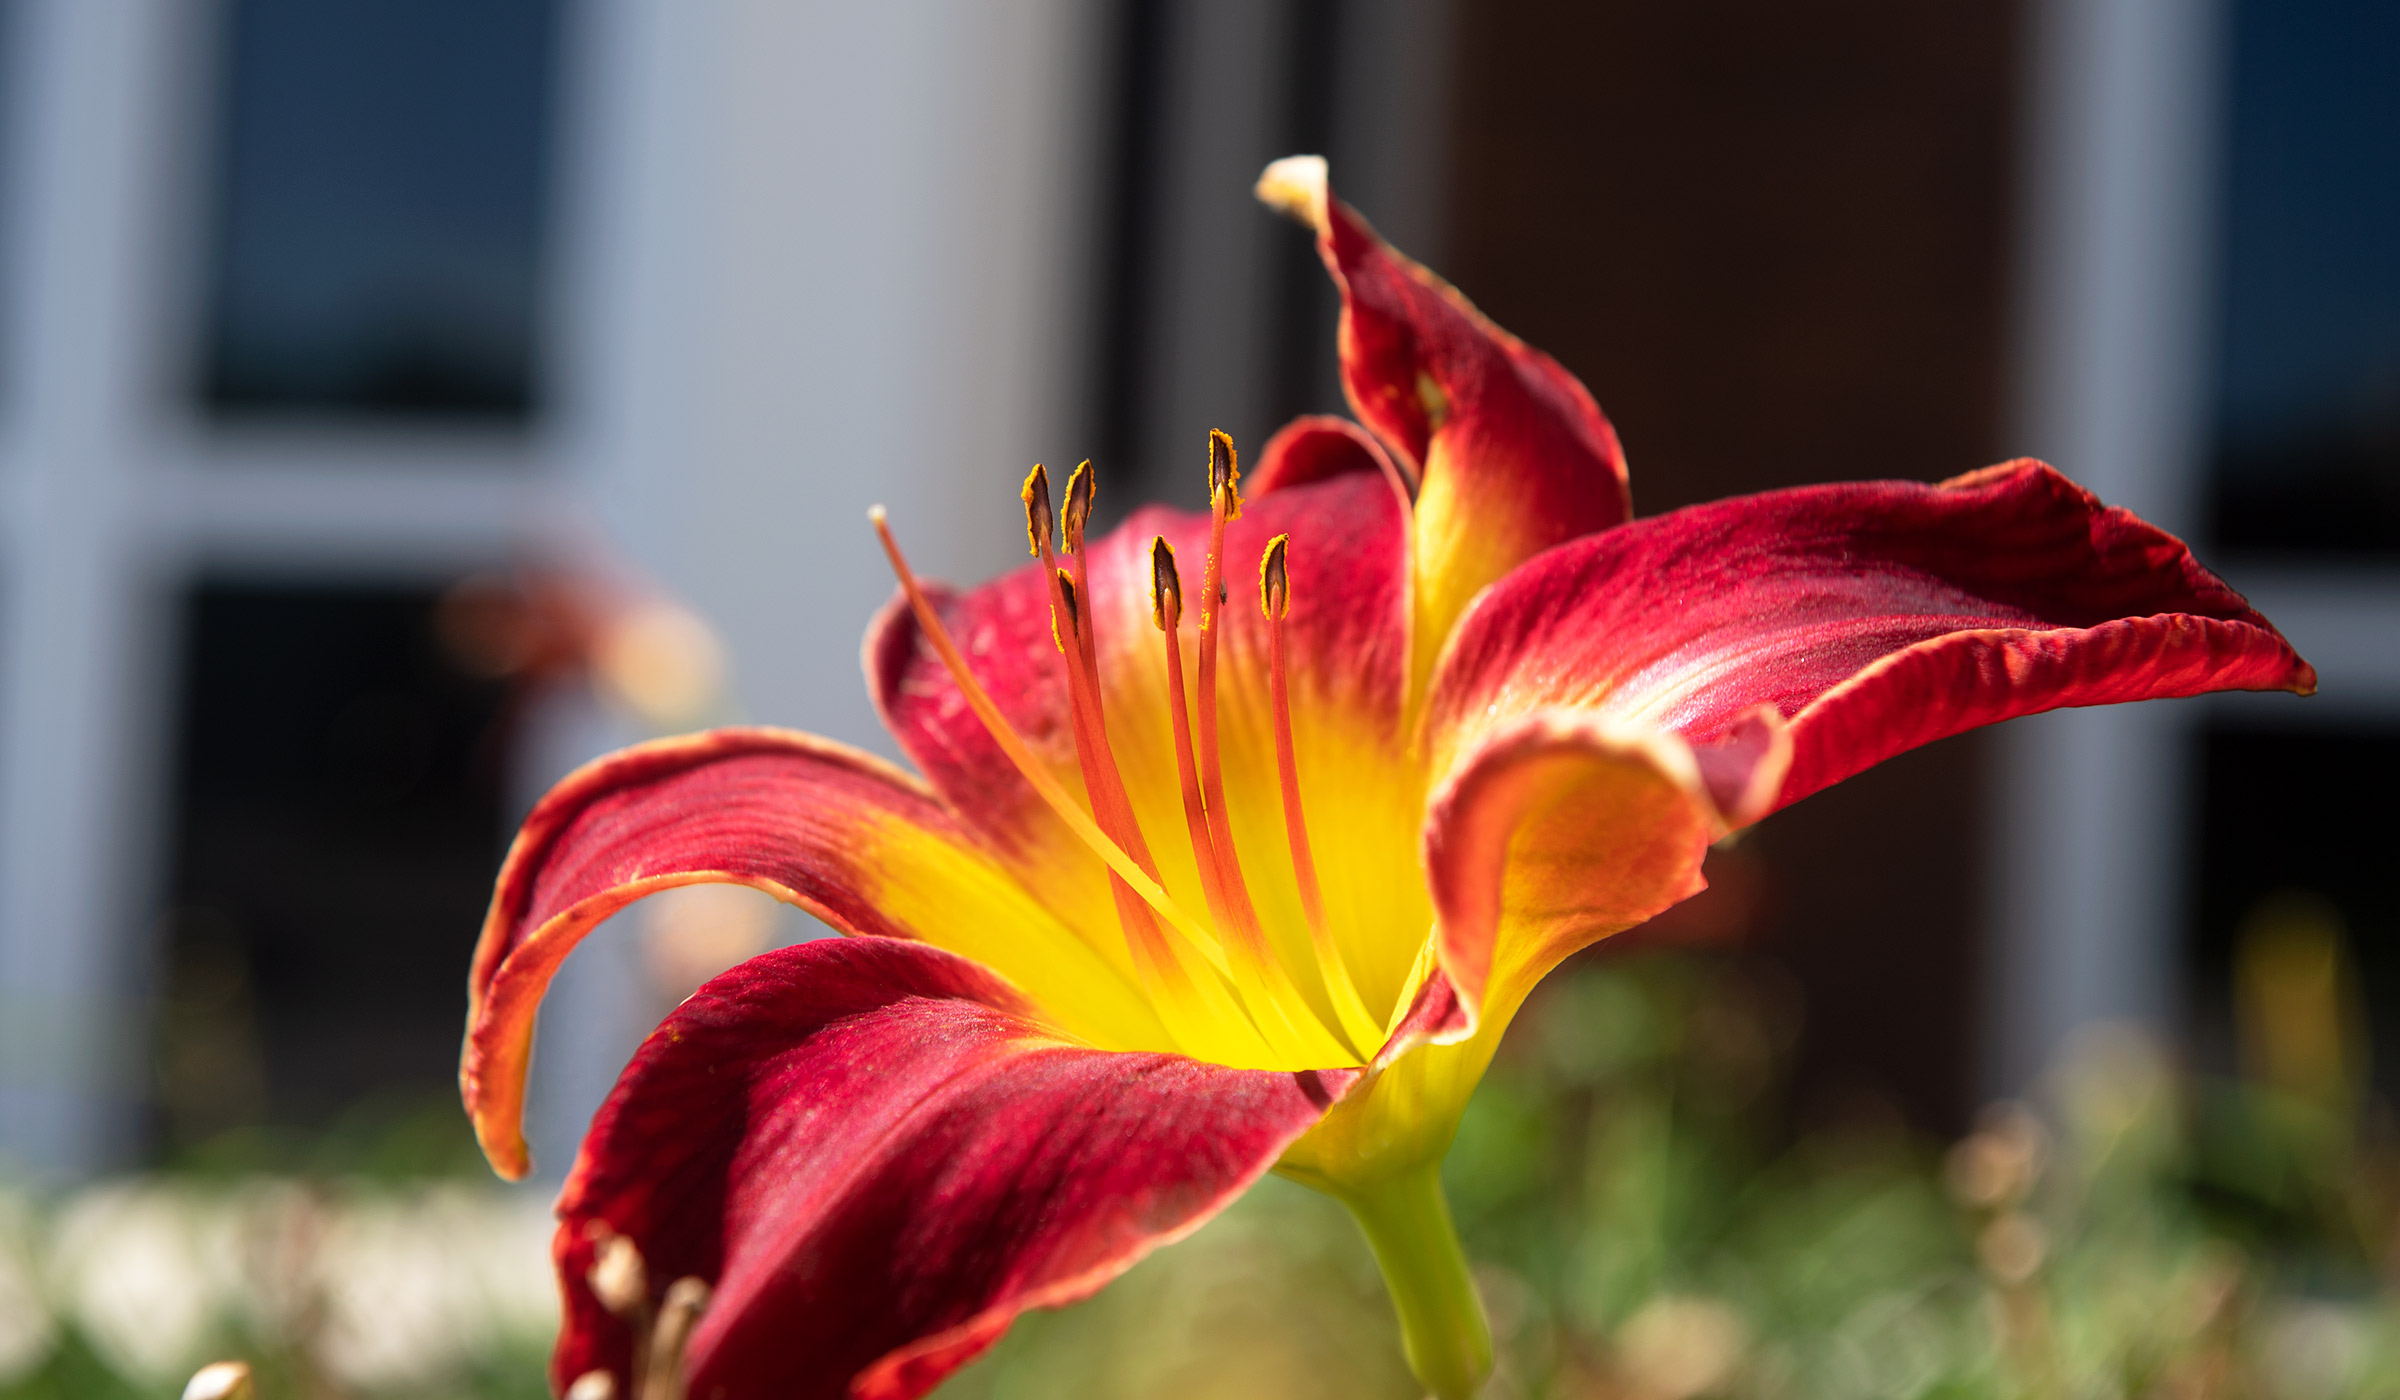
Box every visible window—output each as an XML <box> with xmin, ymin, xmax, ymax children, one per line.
<box><xmin>2208</xmin><ymin>0</ymin><xmax>2400</xmax><ymax>556</ymax></box>
<box><xmin>198</xmin><ymin>0</ymin><xmax>562</xmax><ymax>420</ymax></box>
<box><xmin>155</xmin><ymin>582</ymin><xmax>513</xmax><ymax>1159</ymax></box>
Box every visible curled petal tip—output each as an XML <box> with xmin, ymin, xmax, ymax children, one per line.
<box><xmin>182</xmin><ymin>1361</ymin><xmax>254</xmax><ymax>1400</ymax></box>
<box><xmin>1256</xmin><ymin>154</ymin><xmax>1329</xmax><ymax>231</ymax></box>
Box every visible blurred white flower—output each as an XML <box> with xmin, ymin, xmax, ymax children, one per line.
<box><xmin>1618</xmin><ymin>1294</ymin><xmax>1750</xmax><ymax>1400</ymax></box>
<box><xmin>310</xmin><ymin>1184</ymin><xmax>557</xmax><ymax>1390</ymax></box>
<box><xmin>48</xmin><ymin>1183</ymin><xmax>218</xmax><ymax>1381</ymax></box>
<box><xmin>2259</xmin><ymin>1301</ymin><xmax>2368</xmax><ymax>1400</ymax></box>
<box><xmin>0</xmin><ymin>1189</ymin><xmax>56</xmax><ymax>1383</ymax></box>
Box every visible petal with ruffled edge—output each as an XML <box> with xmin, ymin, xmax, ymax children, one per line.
<box><xmin>1424</xmin><ymin>460</ymin><xmax>2316</xmax><ymax>814</ymax></box>
<box><xmin>869</xmin><ymin>468</ymin><xmax>1430</xmax><ymax>1026</ymax></box>
<box><xmin>461</xmin><ymin>727</ymin><xmax>1165</xmax><ymax>1180</ymax></box>
<box><xmin>1256</xmin><ymin>155</ymin><xmax>1632</xmax><ymax>700</ymax></box>
<box><xmin>551</xmin><ymin>937</ymin><xmax>1356</xmax><ymax>1400</ymax></box>
<box><xmin>1282</xmin><ymin>711</ymin><xmax>1722</xmax><ymax>1185</ymax></box>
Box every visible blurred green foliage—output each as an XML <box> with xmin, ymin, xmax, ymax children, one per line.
<box><xmin>944</xmin><ymin>949</ymin><xmax>2400</xmax><ymax>1399</ymax></box>
<box><xmin>12</xmin><ymin>943</ymin><xmax>2400</xmax><ymax>1398</ymax></box>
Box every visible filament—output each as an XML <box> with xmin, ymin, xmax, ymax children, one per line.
<box><xmin>875</xmin><ymin>507</ymin><xmax>1271</xmax><ymax>1062</ymax></box>
<box><xmin>1190</xmin><ymin>434</ymin><xmax>1349</xmax><ymax>1062</ymax></box>
<box><xmin>1262</xmin><ymin>534</ymin><xmax>1384</xmax><ymax>1055</ymax></box>
<box><xmin>871</xmin><ymin>507</ymin><xmax>1232</xmax><ymax>983</ymax></box>
<box><xmin>1024</xmin><ymin>468</ymin><xmax>1175</xmax><ymax>910</ymax></box>
<box><xmin>1150</xmin><ymin>537</ymin><xmax>1234</xmax><ymax>932</ymax></box>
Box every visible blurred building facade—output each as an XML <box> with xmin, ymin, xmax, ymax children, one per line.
<box><xmin>0</xmin><ymin>0</ymin><xmax>2390</xmax><ymax>1181</ymax></box>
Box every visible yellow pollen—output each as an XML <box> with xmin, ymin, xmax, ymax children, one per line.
<box><xmin>1150</xmin><ymin>535</ymin><xmax>1183</xmax><ymax>630</ymax></box>
<box><xmin>1064</xmin><ymin>459</ymin><xmax>1097</xmax><ymax>554</ymax></box>
<box><xmin>1020</xmin><ymin>463</ymin><xmax>1054</xmax><ymax>557</ymax></box>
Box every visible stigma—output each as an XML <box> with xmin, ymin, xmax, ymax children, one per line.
<box><xmin>875</xmin><ymin>435</ymin><xmax>1388</xmax><ymax>1068</ymax></box>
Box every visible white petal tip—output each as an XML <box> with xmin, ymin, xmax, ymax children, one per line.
<box><xmin>1255</xmin><ymin>154</ymin><xmax>1329</xmax><ymax>230</ymax></box>
<box><xmin>182</xmin><ymin>1362</ymin><xmax>254</xmax><ymax>1400</ymax></box>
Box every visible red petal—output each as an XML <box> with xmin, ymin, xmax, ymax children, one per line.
<box><xmin>1257</xmin><ymin>157</ymin><xmax>1631</xmax><ymax>693</ymax></box>
<box><xmin>1426</xmin><ymin>460</ymin><xmax>2316</xmax><ymax>816</ymax></box>
<box><xmin>462</xmin><ymin>727</ymin><xmax>1161</xmax><ymax>1180</ymax></box>
<box><xmin>1248</xmin><ymin>414</ymin><xmax>1409</xmax><ymax>498</ymax></box>
<box><xmin>551</xmin><ymin>938</ymin><xmax>1354</xmax><ymax>1400</ymax></box>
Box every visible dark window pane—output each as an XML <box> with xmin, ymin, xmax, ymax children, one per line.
<box><xmin>156</xmin><ymin>582</ymin><xmax>512</xmax><ymax>1162</ymax></box>
<box><xmin>2208</xmin><ymin>0</ymin><xmax>2400</xmax><ymax>555</ymax></box>
<box><xmin>199</xmin><ymin>0</ymin><xmax>560</xmax><ymax>420</ymax></box>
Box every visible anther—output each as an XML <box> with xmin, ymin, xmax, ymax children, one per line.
<box><xmin>1152</xmin><ymin>536</ymin><xmax>1233</xmax><ymax>939</ymax></box>
<box><xmin>1063</xmin><ymin>459</ymin><xmax>1097</xmax><ymax>554</ymax></box>
<box><xmin>1150</xmin><ymin>535</ymin><xmax>1182</xmax><ymax>631</ymax></box>
<box><xmin>1263</xmin><ymin>534</ymin><xmax>1385</xmax><ymax>1055</ymax></box>
<box><xmin>1260</xmin><ymin>533</ymin><xmax>1289</xmax><ymax>618</ymax></box>
<box><xmin>1052</xmin><ymin>568</ymin><xmax>1079</xmax><ymax>652</ymax></box>
<box><xmin>586</xmin><ymin>1227</ymin><xmax>655</xmax><ymax>1390</ymax></box>
<box><xmin>643</xmin><ymin>1276</ymin><xmax>712</xmax><ymax>1400</ymax></box>
<box><xmin>564</xmin><ymin>1374</ymin><xmax>617</xmax><ymax>1400</ymax></box>
<box><xmin>589</xmin><ymin>1230</ymin><xmax>650</xmax><ymax>1317</ymax></box>
<box><xmin>1021</xmin><ymin>464</ymin><xmax>1054</xmax><ymax>557</ymax></box>
<box><xmin>872</xmin><ymin>507</ymin><xmax>1247</xmax><ymax>1004</ymax></box>
<box><xmin>1208</xmin><ymin>430</ymin><xmax>1242</xmax><ymax>515</ymax></box>
<box><xmin>1189</xmin><ymin>436</ymin><xmax>1348</xmax><ymax>1063</ymax></box>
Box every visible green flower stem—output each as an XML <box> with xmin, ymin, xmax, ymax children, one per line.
<box><xmin>1334</xmin><ymin>1163</ymin><xmax>1492</xmax><ymax>1400</ymax></box>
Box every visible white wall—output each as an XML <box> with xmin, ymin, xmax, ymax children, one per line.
<box><xmin>0</xmin><ymin>0</ymin><xmax>1106</xmax><ymax>1178</ymax></box>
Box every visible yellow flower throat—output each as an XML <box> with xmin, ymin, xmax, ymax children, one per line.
<box><xmin>872</xmin><ymin>432</ymin><xmax>1396</xmax><ymax>1071</ymax></box>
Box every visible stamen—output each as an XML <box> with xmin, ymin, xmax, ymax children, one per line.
<box><xmin>1028</xmin><ymin>467</ymin><xmax>1182</xmax><ymax>931</ymax></box>
<box><xmin>1041</xmin><ymin>458</ymin><xmax>1328</xmax><ymax>1063</ymax></box>
<box><xmin>871</xmin><ymin>507</ymin><xmax>1230</xmax><ymax>981</ymax></box>
<box><xmin>1194</xmin><ymin>432</ymin><xmax>1250</xmax><ymax>910</ymax></box>
<box><xmin>1058</xmin><ymin>461</ymin><xmax>1110</xmax><ymax>737</ymax></box>
<box><xmin>882</xmin><ymin>506</ymin><xmax>1275</xmax><ymax>1061</ymax></box>
<box><xmin>643</xmin><ymin>1277</ymin><xmax>711</xmax><ymax>1400</ymax></box>
<box><xmin>1052</xmin><ymin>567</ymin><xmax>1078</xmax><ymax>653</ymax></box>
<box><xmin>1191</xmin><ymin>434</ymin><xmax>1353</xmax><ymax>1061</ymax></box>
<box><xmin>1262</xmin><ymin>535</ymin><xmax>1385</xmax><ymax>1054</ymax></box>
<box><xmin>586</xmin><ymin>1227</ymin><xmax>654</xmax><ymax>1389</ymax></box>
<box><xmin>1020</xmin><ymin>463</ymin><xmax>1053</xmax><ymax>557</ymax></box>
<box><xmin>1063</xmin><ymin>459</ymin><xmax>1097</xmax><ymax>553</ymax></box>
<box><xmin>1026</xmin><ymin>466</ymin><xmax>1164</xmax><ymax>892</ymax></box>
<box><xmin>1150</xmin><ymin>537</ymin><xmax>1233</xmax><ymax>931</ymax></box>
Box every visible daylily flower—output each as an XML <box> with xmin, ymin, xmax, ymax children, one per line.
<box><xmin>457</xmin><ymin>156</ymin><xmax>2314</xmax><ymax>1400</ymax></box>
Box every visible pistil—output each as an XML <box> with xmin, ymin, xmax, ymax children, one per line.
<box><xmin>1261</xmin><ymin>534</ymin><xmax>1385</xmax><ymax>1054</ymax></box>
